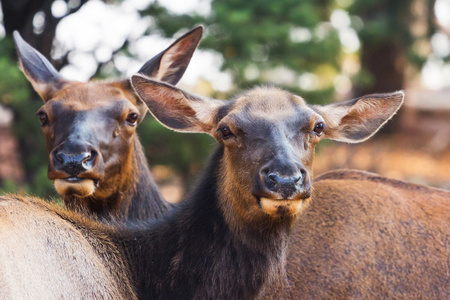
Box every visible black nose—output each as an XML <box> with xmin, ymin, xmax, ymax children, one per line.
<box><xmin>263</xmin><ymin>168</ymin><xmax>307</xmax><ymax>199</ymax></box>
<box><xmin>53</xmin><ymin>149</ymin><xmax>98</xmax><ymax>176</ymax></box>
<box><xmin>268</xmin><ymin>173</ymin><xmax>302</xmax><ymax>185</ymax></box>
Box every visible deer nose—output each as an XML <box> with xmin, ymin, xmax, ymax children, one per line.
<box><xmin>53</xmin><ymin>149</ymin><xmax>98</xmax><ymax>176</ymax></box>
<box><xmin>268</xmin><ymin>173</ymin><xmax>303</xmax><ymax>185</ymax></box>
<box><xmin>262</xmin><ymin>168</ymin><xmax>308</xmax><ymax>199</ymax></box>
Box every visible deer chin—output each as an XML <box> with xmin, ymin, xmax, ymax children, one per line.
<box><xmin>54</xmin><ymin>178</ymin><xmax>96</xmax><ymax>198</ymax></box>
<box><xmin>259</xmin><ymin>197</ymin><xmax>310</xmax><ymax>217</ymax></box>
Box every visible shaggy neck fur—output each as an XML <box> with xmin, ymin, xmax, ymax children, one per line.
<box><xmin>64</xmin><ymin>138</ymin><xmax>169</xmax><ymax>222</ymax></box>
<box><xmin>119</xmin><ymin>147</ymin><xmax>292</xmax><ymax>299</ymax></box>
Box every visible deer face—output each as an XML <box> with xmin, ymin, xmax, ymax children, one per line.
<box><xmin>211</xmin><ymin>88</ymin><xmax>321</xmax><ymax>217</ymax></box>
<box><xmin>132</xmin><ymin>76</ymin><xmax>404</xmax><ymax>222</ymax></box>
<box><xmin>14</xmin><ymin>27</ymin><xmax>203</xmax><ymax>202</ymax></box>
<box><xmin>36</xmin><ymin>81</ymin><xmax>145</xmax><ymax>199</ymax></box>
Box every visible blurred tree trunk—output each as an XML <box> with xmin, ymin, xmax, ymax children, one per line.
<box><xmin>352</xmin><ymin>0</ymin><xmax>435</xmax><ymax>133</ymax></box>
<box><xmin>357</xmin><ymin>43</ymin><xmax>405</xmax><ymax>95</ymax></box>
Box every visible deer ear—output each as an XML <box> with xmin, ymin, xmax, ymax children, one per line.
<box><xmin>13</xmin><ymin>31</ymin><xmax>67</xmax><ymax>102</ymax></box>
<box><xmin>137</xmin><ymin>25</ymin><xmax>203</xmax><ymax>85</ymax></box>
<box><xmin>131</xmin><ymin>75</ymin><xmax>224</xmax><ymax>134</ymax></box>
<box><xmin>312</xmin><ymin>91</ymin><xmax>404</xmax><ymax>143</ymax></box>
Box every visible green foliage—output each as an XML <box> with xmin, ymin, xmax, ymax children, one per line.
<box><xmin>138</xmin><ymin>115</ymin><xmax>215</xmax><ymax>184</ymax></box>
<box><xmin>150</xmin><ymin>0</ymin><xmax>342</xmax><ymax>103</ymax></box>
<box><xmin>0</xmin><ymin>178</ymin><xmax>18</xmax><ymax>194</ymax></box>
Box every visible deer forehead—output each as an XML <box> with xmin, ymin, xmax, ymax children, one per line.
<box><xmin>226</xmin><ymin>87</ymin><xmax>313</xmax><ymax>124</ymax></box>
<box><xmin>47</xmin><ymin>82</ymin><xmax>136</xmax><ymax>111</ymax></box>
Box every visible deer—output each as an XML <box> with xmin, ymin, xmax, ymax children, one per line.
<box><xmin>0</xmin><ymin>76</ymin><xmax>413</xmax><ymax>299</ymax></box>
<box><xmin>264</xmin><ymin>169</ymin><xmax>450</xmax><ymax>299</ymax></box>
<box><xmin>134</xmin><ymin>80</ymin><xmax>448</xmax><ymax>299</ymax></box>
<box><xmin>12</xmin><ymin>26</ymin><xmax>203</xmax><ymax>221</ymax></box>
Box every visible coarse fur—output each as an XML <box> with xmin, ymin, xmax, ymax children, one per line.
<box><xmin>0</xmin><ymin>148</ymin><xmax>292</xmax><ymax>299</ymax></box>
<box><xmin>0</xmin><ymin>195</ymin><xmax>136</xmax><ymax>299</ymax></box>
<box><xmin>2</xmin><ymin>82</ymin><xmax>440</xmax><ymax>299</ymax></box>
<box><xmin>119</xmin><ymin>148</ymin><xmax>293</xmax><ymax>299</ymax></box>
<box><xmin>13</xmin><ymin>27</ymin><xmax>204</xmax><ymax>221</ymax></box>
<box><xmin>131</xmin><ymin>79</ymin><xmax>448</xmax><ymax>299</ymax></box>
<box><xmin>264</xmin><ymin>169</ymin><xmax>450</xmax><ymax>299</ymax></box>
<box><xmin>0</xmin><ymin>83</ymin><xmax>318</xmax><ymax>299</ymax></box>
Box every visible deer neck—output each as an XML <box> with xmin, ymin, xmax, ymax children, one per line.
<box><xmin>63</xmin><ymin>137</ymin><xmax>169</xmax><ymax>222</ymax></box>
<box><xmin>121</xmin><ymin>137</ymin><xmax>170</xmax><ymax>221</ymax></box>
<box><xmin>119</xmin><ymin>147</ymin><xmax>291</xmax><ymax>299</ymax></box>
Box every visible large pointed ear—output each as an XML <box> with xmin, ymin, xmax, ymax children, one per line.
<box><xmin>131</xmin><ymin>74</ymin><xmax>225</xmax><ymax>134</ymax></box>
<box><xmin>312</xmin><ymin>91</ymin><xmax>404</xmax><ymax>143</ymax></box>
<box><xmin>138</xmin><ymin>25</ymin><xmax>203</xmax><ymax>85</ymax></box>
<box><xmin>13</xmin><ymin>31</ymin><xmax>67</xmax><ymax>102</ymax></box>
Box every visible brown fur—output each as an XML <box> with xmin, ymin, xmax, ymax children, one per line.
<box><xmin>264</xmin><ymin>169</ymin><xmax>450</xmax><ymax>299</ymax></box>
<box><xmin>2</xmin><ymin>80</ymin><xmax>445</xmax><ymax>298</ymax></box>
<box><xmin>131</xmin><ymin>80</ymin><xmax>447</xmax><ymax>298</ymax></box>
<box><xmin>14</xmin><ymin>27</ymin><xmax>204</xmax><ymax>220</ymax></box>
<box><xmin>0</xmin><ymin>195</ymin><xmax>136</xmax><ymax>299</ymax></box>
<box><xmin>40</xmin><ymin>81</ymin><xmax>164</xmax><ymax>219</ymax></box>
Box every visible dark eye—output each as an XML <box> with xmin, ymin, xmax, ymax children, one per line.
<box><xmin>313</xmin><ymin>122</ymin><xmax>325</xmax><ymax>135</ymax></box>
<box><xmin>125</xmin><ymin>113</ymin><xmax>139</xmax><ymax>125</ymax></box>
<box><xmin>219</xmin><ymin>126</ymin><xmax>233</xmax><ymax>139</ymax></box>
<box><xmin>36</xmin><ymin>112</ymin><xmax>48</xmax><ymax>126</ymax></box>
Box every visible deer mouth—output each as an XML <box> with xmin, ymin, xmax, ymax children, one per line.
<box><xmin>63</xmin><ymin>177</ymin><xmax>84</xmax><ymax>183</ymax></box>
<box><xmin>257</xmin><ymin>197</ymin><xmax>310</xmax><ymax>217</ymax></box>
<box><xmin>61</xmin><ymin>177</ymin><xmax>99</xmax><ymax>184</ymax></box>
<box><xmin>54</xmin><ymin>178</ymin><xmax>98</xmax><ymax>198</ymax></box>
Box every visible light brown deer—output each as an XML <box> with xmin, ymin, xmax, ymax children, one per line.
<box><xmin>265</xmin><ymin>169</ymin><xmax>450</xmax><ymax>299</ymax></box>
<box><xmin>13</xmin><ymin>26</ymin><xmax>203</xmax><ymax>220</ymax></box>
<box><xmin>0</xmin><ymin>77</ymin><xmax>420</xmax><ymax>299</ymax></box>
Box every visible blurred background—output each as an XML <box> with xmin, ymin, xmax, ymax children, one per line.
<box><xmin>0</xmin><ymin>0</ymin><xmax>449</xmax><ymax>202</ymax></box>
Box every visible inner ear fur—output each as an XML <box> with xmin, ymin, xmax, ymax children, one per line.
<box><xmin>313</xmin><ymin>91</ymin><xmax>404</xmax><ymax>143</ymax></box>
<box><xmin>138</xmin><ymin>25</ymin><xmax>203</xmax><ymax>85</ymax></box>
<box><xmin>131</xmin><ymin>75</ymin><xmax>224</xmax><ymax>134</ymax></box>
<box><xmin>117</xmin><ymin>26</ymin><xmax>204</xmax><ymax>121</ymax></box>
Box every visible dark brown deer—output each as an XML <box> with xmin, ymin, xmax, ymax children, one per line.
<box><xmin>13</xmin><ymin>26</ymin><xmax>203</xmax><ymax>220</ymax></box>
<box><xmin>0</xmin><ymin>77</ymin><xmax>410</xmax><ymax>299</ymax></box>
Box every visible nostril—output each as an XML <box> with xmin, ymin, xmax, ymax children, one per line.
<box><xmin>297</xmin><ymin>169</ymin><xmax>308</xmax><ymax>185</ymax></box>
<box><xmin>294</xmin><ymin>174</ymin><xmax>302</xmax><ymax>183</ymax></box>
<box><xmin>83</xmin><ymin>150</ymin><xmax>97</xmax><ymax>163</ymax></box>
<box><xmin>261</xmin><ymin>167</ymin><xmax>270</xmax><ymax>175</ymax></box>
<box><xmin>301</xmin><ymin>169</ymin><xmax>307</xmax><ymax>177</ymax></box>
<box><xmin>268</xmin><ymin>173</ymin><xmax>278</xmax><ymax>184</ymax></box>
<box><xmin>54</xmin><ymin>151</ymin><xmax>64</xmax><ymax>163</ymax></box>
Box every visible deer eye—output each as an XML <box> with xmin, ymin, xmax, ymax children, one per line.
<box><xmin>313</xmin><ymin>122</ymin><xmax>325</xmax><ymax>136</ymax></box>
<box><xmin>125</xmin><ymin>113</ymin><xmax>139</xmax><ymax>125</ymax></box>
<box><xmin>36</xmin><ymin>112</ymin><xmax>48</xmax><ymax>126</ymax></box>
<box><xmin>219</xmin><ymin>126</ymin><xmax>234</xmax><ymax>140</ymax></box>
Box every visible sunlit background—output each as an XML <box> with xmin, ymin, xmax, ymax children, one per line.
<box><xmin>0</xmin><ymin>0</ymin><xmax>449</xmax><ymax>202</ymax></box>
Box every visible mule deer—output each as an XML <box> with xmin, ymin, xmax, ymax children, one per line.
<box><xmin>0</xmin><ymin>78</ymin><xmax>406</xmax><ymax>298</ymax></box>
<box><xmin>13</xmin><ymin>26</ymin><xmax>203</xmax><ymax>220</ymax></box>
